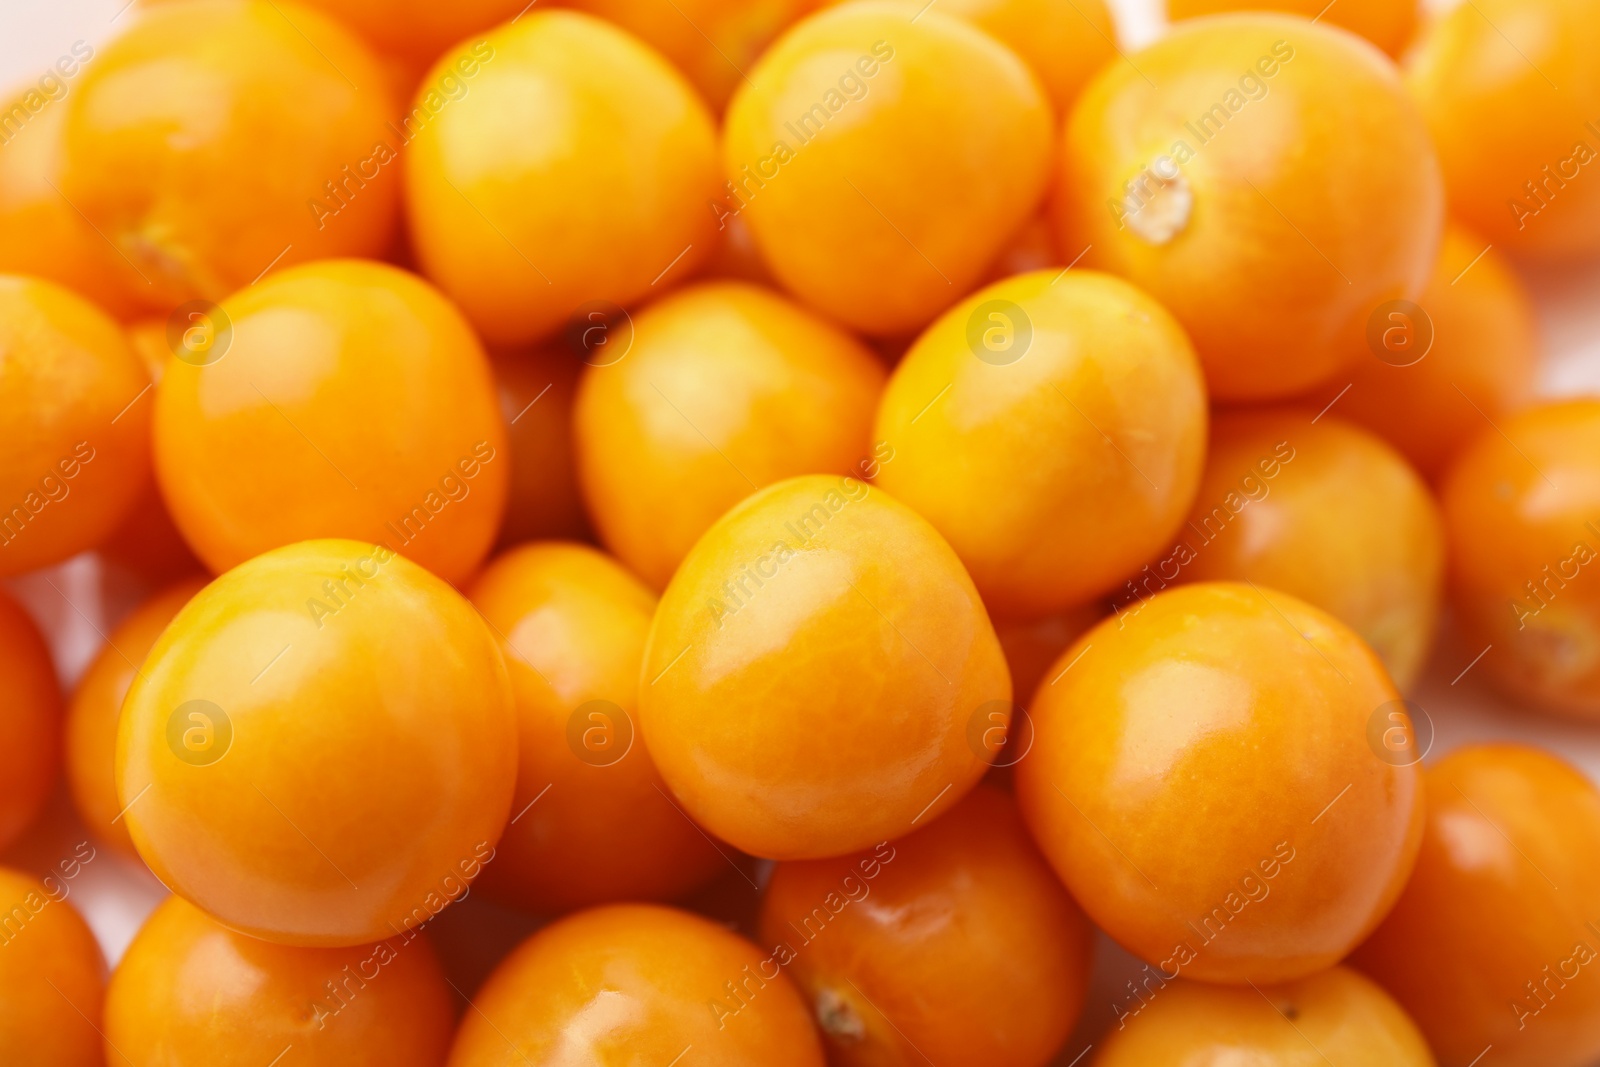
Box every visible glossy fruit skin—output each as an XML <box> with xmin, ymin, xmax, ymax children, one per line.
<box><xmin>561</xmin><ymin>0</ymin><xmax>814</xmax><ymax>111</ymax></box>
<box><xmin>67</xmin><ymin>578</ymin><xmax>206</xmax><ymax>857</ymax></box>
<box><xmin>723</xmin><ymin>2</ymin><xmax>1053</xmax><ymax>336</ymax></box>
<box><xmin>1352</xmin><ymin>745</ymin><xmax>1600</xmax><ymax>1067</ymax></box>
<box><xmin>153</xmin><ymin>259</ymin><xmax>507</xmax><ymax>586</ymax></box>
<box><xmin>1095</xmin><ymin>966</ymin><xmax>1434</xmax><ymax>1066</ymax></box>
<box><xmin>1175</xmin><ymin>410</ymin><xmax>1443</xmax><ymax>690</ymax></box>
<box><xmin>448</xmin><ymin>903</ymin><xmax>825</xmax><ymax>1066</ymax></box>
<box><xmin>640</xmin><ymin>475</ymin><xmax>1010</xmax><ymax>860</ymax></box>
<box><xmin>0</xmin><ymin>866</ymin><xmax>105</xmax><ymax>1067</ymax></box>
<box><xmin>1017</xmin><ymin>582</ymin><xmax>1423</xmax><ymax>984</ymax></box>
<box><xmin>1316</xmin><ymin>221</ymin><xmax>1538</xmax><ymax>478</ymax></box>
<box><xmin>467</xmin><ymin>542</ymin><xmax>724</xmax><ymax>913</ymax></box>
<box><xmin>575</xmin><ymin>280</ymin><xmax>888</xmax><ymax>589</ymax></box>
<box><xmin>117</xmin><ymin>539</ymin><xmax>517</xmax><ymax>947</ymax></box>
<box><xmin>875</xmin><ymin>269</ymin><xmax>1206</xmax><ymax>618</ymax></box>
<box><xmin>1407</xmin><ymin>0</ymin><xmax>1600</xmax><ymax>261</ymax></box>
<box><xmin>494</xmin><ymin>347</ymin><xmax>589</xmax><ymax>547</ymax></box>
<box><xmin>1168</xmin><ymin>0</ymin><xmax>1418</xmax><ymax>57</ymax></box>
<box><xmin>1059</xmin><ymin>15</ymin><xmax>1443</xmax><ymax>401</ymax></box>
<box><xmin>405</xmin><ymin>11</ymin><xmax>719</xmax><ymax>347</ymax></box>
<box><xmin>0</xmin><ymin>590</ymin><xmax>62</xmax><ymax>853</ymax></box>
<box><xmin>759</xmin><ymin>786</ymin><xmax>1093</xmax><ymax>1067</ymax></box>
<box><xmin>59</xmin><ymin>0</ymin><xmax>399</xmax><ymax>310</ymax></box>
<box><xmin>0</xmin><ymin>274</ymin><xmax>152</xmax><ymax>576</ymax></box>
<box><xmin>107</xmin><ymin>895</ymin><xmax>454</xmax><ymax>1066</ymax></box>
<box><xmin>1440</xmin><ymin>400</ymin><xmax>1600</xmax><ymax>717</ymax></box>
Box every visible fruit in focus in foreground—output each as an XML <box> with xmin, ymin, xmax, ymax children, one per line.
<box><xmin>468</xmin><ymin>542</ymin><xmax>724</xmax><ymax>913</ymax></box>
<box><xmin>1017</xmin><ymin>582</ymin><xmax>1423</xmax><ymax>983</ymax></box>
<box><xmin>1094</xmin><ymin>966</ymin><xmax>1434</xmax><ymax>1066</ymax></box>
<box><xmin>1313</xmin><ymin>221</ymin><xmax>1538</xmax><ymax>478</ymax></box>
<box><xmin>67</xmin><ymin>577</ymin><xmax>206</xmax><ymax>856</ymax></box>
<box><xmin>641</xmin><ymin>475</ymin><xmax>1010</xmax><ymax>859</ymax></box>
<box><xmin>1174</xmin><ymin>410</ymin><xmax>1443</xmax><ymax>690</ymax></box>
<box><xmin>153</xmin><ymin>259</ymin><xmax>507</xmax><ymax>585</ymax></box>
<box><xmin>59</xmin><ymin>0</ymin><xmax>399</xmax><ymax>308</ymax></box>
<box><xmin>723</xmin><ymin>1</ymin><xmax>1053</xmax><ymax>336</ymax></box>
<box><xmin>759</xmin><ymin>785</ymin><xmax>1093</xmax><ymax>1067</ymax></box>
<box><xmin>1168</xmin><ymin>0</ymin><xmax>1418</xmax><ymax>57</ymax></box>
<box><xmin>1059</xmin><ymin>15</ymin><xmax>1443</xmax><ymax>400</ymax></box>
<box><xmin>0</xmin><ymin>867</ymin><xmax>104</xmax><ymax>1067</ymax></box>
<box><xmin>1440</xmin><ymin>399</ymin><xmax>1600</xmax><ymax>717</ymax></box>
<box><xmin>0</xmin><ymin>274</ymin><xmax>151</xmax><ymax>576</ymax></box>
<box><xmin>0</xmin><ymin>589</ymin><xmax>62</xmax><ymax>852</ymax></box>
<box><xmin>575</xmin><ymin>280</ymin><xmax>887</xmax><ymax>590</ymax></box>
<box><xmin>1352</xmin><ymin>744</ymin><xmax>1600</xmax><ymax>1067</ymax></box>
<box><xmin>405</xmin><ymin>10</ymin><xmax>718</xmax><ymax>346</ymax></box>
<box><xmin>447</xmin><ymin>903</ymin><xmax>825</xmax><ymax>1066</ymax></box>
<box><xmin>117</xmin><ymin>539</ymin><xmax>517</xmax><ymax>946</ymax></box>
<box><xmin>107</xmin><ymin>895</ymin><xmax>455</xmax><ymax>1066</ymax></box>
<box><xmin>873</xmin><ymin>269</ymin><xmax>1207</xmax><ymax>618</ymax></box>
<box><xmin>1407</xmin><ymin>0</ymin><xmax>1600</xmax><ymax>261</ymax></box>
<box><xmin>494</xmin><ymin>347</ymin><xmax>589</xmax><ymax>546</ymax></box>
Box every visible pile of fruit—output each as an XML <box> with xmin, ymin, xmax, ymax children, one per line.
<box><xmin>3</xmin><ymin>0</ymin><xmax>1600</xmax><ymax>1063</ymax></box>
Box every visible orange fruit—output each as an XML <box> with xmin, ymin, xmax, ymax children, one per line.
<box><xmin>1171</xmin><ymin>410</ymin><xmax>1444</xmax><ymax>690</ymax></box>
<box><xmin>1017</xmin><ymin>582</ymin><xmax>1423</xmax><ymax>983</ymax></box>
<box><xmin>0</xmin><ymin>274</ymin><xmax>152</xmax><ymax>576</ymax></box>
<box><xmin>405</xmin><ymin>10</ymin><xmax>719</xmax><ymax>347</ymax></box>
<box><xmin>59</xmin><ymin>0</ymin><xmax>399</xmax><ymax>309</ymax></box>
<box><xmin>468</xmin><ymin>542</ymin><xmax>725</xmax><ymax>913</ymax></box>
<box><xmin>1440</xmin><ymin>399</ymin><xmax>1600</xmax><ymax>717</ymax></box>
<box><xmin>292</xmin><ymin>0</ymin><xmax>527</xmax><ymax>66</ymax></box>
<box><xmin>1407</xmin><ymin>0</ymin><xmax>1600</xmax><ymax>260</ymax></box>
<box><xmin>0</xmin><ymin>866</ymin><xmax>104</xmax><ymax>1067</ymax></box>
<box><xmin>723</xmin><ymin>1</ymin><xmax>1053</xmax><ymax>336</ymax></box>
<box><xmin>1352</xmin><ymin>744</ymin><xmax>1600</xmax><ymax>1067</ymax></box>
<box><xmin>107</xmin><ymin>895</ymin><xmax>455</xmax><ymax>1066</ymax></box>
<box><xmin>0</xmin><ymin>590</ymin><xmax>62</xmax><ymax>853</ymax></box>
<box><xmin>758</xmin><ymin>785</ymin><xmax>1093</xmax><ymax>1067</ymax></box>
<box><xmin>1095</xmin><ymin>966</ymin><xmax>1433</xmax><ymax>1065</ymax></box>
<box><xmin>117</xmin><ymin>539</ymin><xmax>517</xmax><ymax>946</ymax></box>
<box><xmin>447</xmin><ymin>903</ymin><xmax>825</xmax><ymax>1066</ymax></box>
<box><xmin>1304</xmin><ymin>221</ymin><xmax>1539</xmax><ymax>479</ymax></box>
<box><xmin>1058</xmin><ymin>15</ymin><xmax>1443</xmax><ymax>400</ymax></box>
<box><xmin>493</xmin><ymin>346</ymin><xmax>590</xmax><ymax>547</ymax></box>
<box><xmin>1168</xmin><ymin>0</ymin><xmax>1419</xmax><ymax>57</ymax></box>
<box><xmin>873</xmin><ymin>269</ymin><xmax>1207</xmax><ymax>618</ymax></box>
<box><xmin>66</xmin><ymin>577</ymin><xmax>206</xmax><ymax>857</ymax></box>
<box><xmin>574</xmin><ymin>280</ymin><xmax>887</xmax><ymax>589</ymax></box>
<box><xmin>995</xmin><ymin>603</ymin><xmax>1103</xmax><ymax>708</ymax></box>
<box><xmin>152</xmin><ymin>259</ymin><xmax>507</xmax><ymax>586</ymax></box>
<box><xmin>640</xmin><ymin>475</ymin><xmax>1010</xmax><ymax>859</ymax></box>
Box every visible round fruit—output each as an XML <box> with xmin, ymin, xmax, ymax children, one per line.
<box><xmin>117</xmin><ymin>539</ymin><xmax>517</xmax><ymax>947</ymax></box>
<box><xmin>1016</xmin><ymin>581</ymin><xmax>1423</xmax><ymax>983</ymax></box>
<box><xmin>1168</xmin><ymin>0</ymin><xmax>1419</xmax><ymax>57</ymax></box>
<box><xmin>447</xmin><ymin>903</ymin><xmax>825</xmax><ymax>1066</ymax></box>
<box><xmin>66</xmin><ymin>577</ymin><xmax>206</xmax><ymax>856</ymax></box>
<box><xmin>1173</xmin><ymin>410</ymin><xmax>1443</xmax><ymax>690</ymax></box>
<box><xmin>723</xmin><ymin>1</ymin><xmax>1053</xmax><ymax>336</ymax></box>
<box><xmin>1352</xmin><ymin>744</ymin><xmax>1600</xmax><ymax>1067</ymax></box>
<box><xmin>1440</xmin><ymin>399</ymin><xmax>1600</xmax><ymax>716</ymax></box>
<box><xmin>0</xmin><ymin>590</ymin><xmax>62</xmax><ymax>853</ymax></box>
<box><xmin>468</xmin><ymin>542</ymin><xmax>724</xmax><ymax>912</ymax></box>
<box><xmin>1407</xmin><ymin>0</ymin><xmax>1600</xmax><ymax>260</ymax></box>
<box><xmin>294</xmin><ymin>0</ymin><xmax>526</xmax><ymax>65</ymax></box>
<box><xmin>107</xmin><ymin>895</ymin><xmax>454</xmax><ymax>1066</ymax></box>
<box><xmin>995</xmin><ymin>603</ymin><xmax>1102</xmax><ymax>708</ymax></box>
<box><xmin>641</xmin><ymin>475</ymin><xmax>1010</xmax><ymax>859</ymax></box>
<box><xmin>0</xmin><ymin>274</ymin><xmax>151</xmax><ymax>576</ymax></box>
<box><xmin>873</xmin><ymin>269</ymin><xmax>1207</xmax><ymax>618</ymax></box>
<box><xmin>1318</xmin><ymin>221</ymin><xmax>1538</xmax><ymax>478</ymax></box>
<box><xmin>152</xmin><ymin>259</ymin><xmax>507</xmax><ymax>585</ymax></box>
<box><xmin>405</xmin><ymin>10</ymin><xmax>719</xmax><ymax>347</ymax></box>
<box><xmin>1095</xmin><ymin>966</ymin><xmax>1433</xmax><ymax>1066</ymax></box>
<box><xmin>759</xmin><ymin>785</ymin><xmax>1093</xmax><ymax>1067</ymax></box>
<box><xmin>493</xmin><ymin>346</ymin><xmax>589</xmax><ymax>546</ymax></box>
<box><xmin>1059</xmin><ymin>15</ymin><xmax>1443</xmax><ymax>400</ymax></box>
<box><xmin>574</xmin><ymin>280</ymin><xmax>887</xmax><ymax>589</ymax></box>
<box><xmin>0</xmin><ymin>867</ymin><xmax>104</xmax><ymax>1067</ymax></box>
<box><xmin>59</xmin><ymin>0</ymin><xmax>399</xmax><ymax>309</ymax></box>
